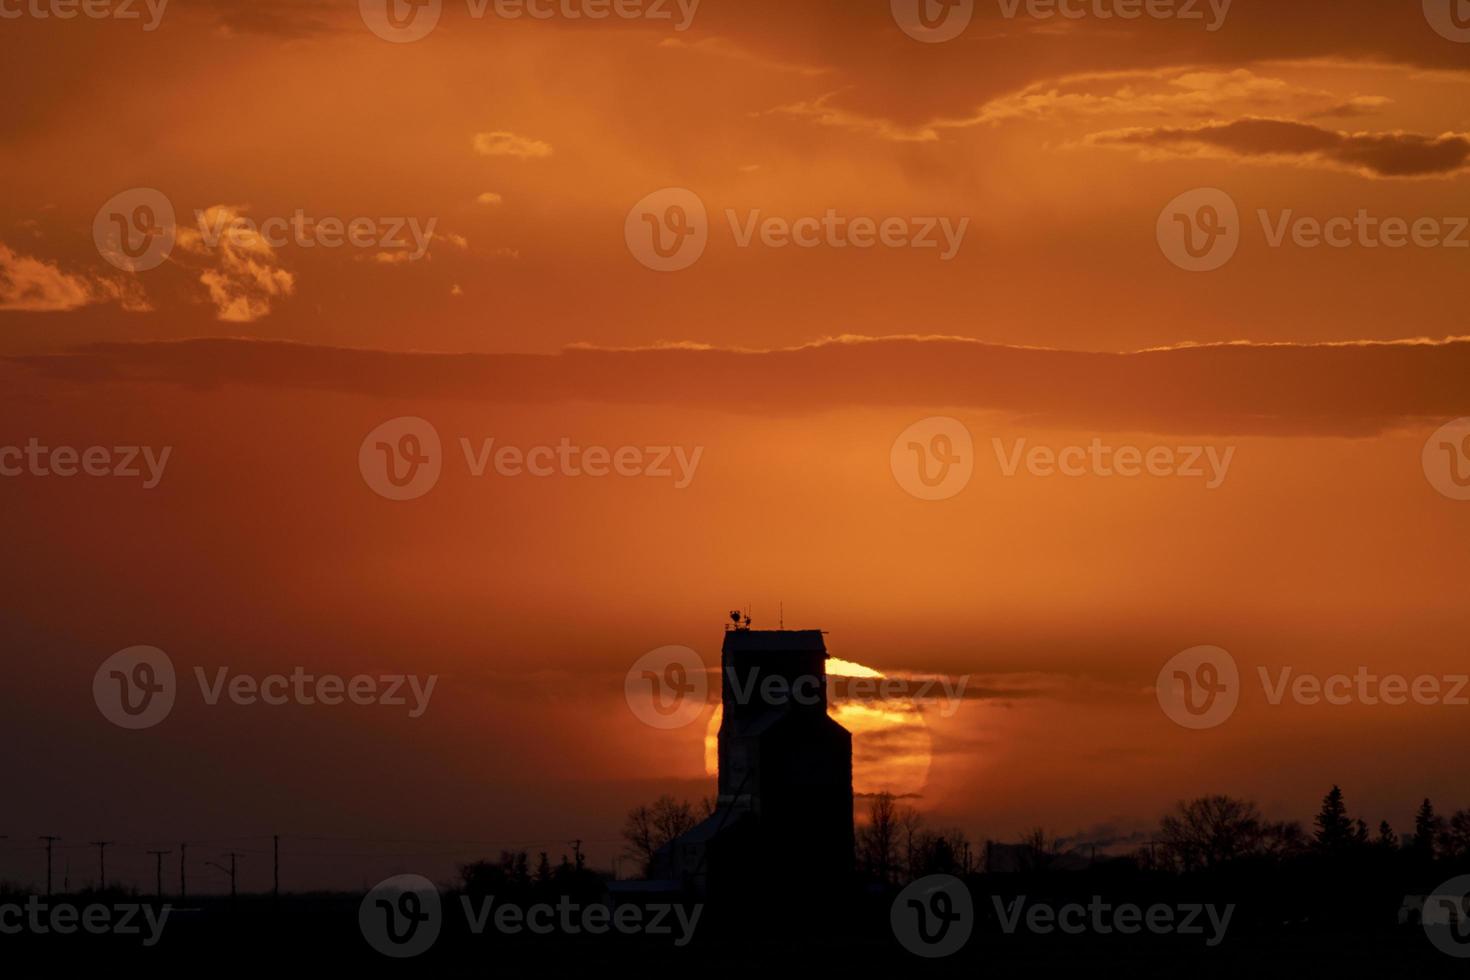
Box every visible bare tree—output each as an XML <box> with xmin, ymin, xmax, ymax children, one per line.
<box><xmin>1016</xmin><ymin>827</ymin><xmax>1061</xmax><ymax>873</ymax></box>
<box><xmin>858</xmin><ymin>792</ymin><xmax>921</xmax><ymax>885</ymax></box>
<box><xmin>622</xmin><ymin>794</ymin><xmax>701</xmax><ymax>876</ymax></box>
<box><xmin>1157</xmin><ymin>796</ymin><xmax>1266</xmax><ymax>871</ymax></box>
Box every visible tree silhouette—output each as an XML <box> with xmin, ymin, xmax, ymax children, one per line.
<box><xmin>1314</xmin><ymin>785</ymin><xmax>1354</xmax><ymax>851</ymax></box>
<box><xmin>856</xmin><ymin>792</ymin><xmax>908</xmax><ymax>885</ymax></box>
<box><xmin>1413</xmin><ymin>798</ymin><xmax>1444</xmax><ymax>860</ymax></box>
<box><xmin>622</xmin><ymin>794</ymin><xmax>702</xmax><ymax>877</ymax></box>
<box><xmin>1158</xmin><ymin>795</ymin><xmax>1266</xmax><ymax>871</ymax></box>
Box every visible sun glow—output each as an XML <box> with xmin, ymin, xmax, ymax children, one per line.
<box><xmin>702</xmin><ymin>658</ymin><xmax>932</xmax><ymax>797</ymax></box>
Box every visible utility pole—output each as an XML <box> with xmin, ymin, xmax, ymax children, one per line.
<box><xmin>570</xmin><ymin>839</ymin><xmax>583</xmax><ymax>870</ymax></box>
<box><xmin>180</xmin><ymin>843</ymin><xmax>187</xmax><ymax>899</ymax></box>
<box><xmin>207</xmin><ymin>852</ymin><xmax>239</xmax><ymax>900</ymax></box>
<box><xmin>38</xmin><ymin>837</ymin><xmax>60</xmax><ymax>896</ymax></box>
<box><xmin>273</xmin><ymin>835</ymin><xmax>279</xmax><ymax>903</ymax></box>
<box><xmin>89</xmin><ymin>841</ymin><xmax>114</xmax><ymax>890</ymax></box>
<box><xmin>148</xmin><ymin>850</ymin><xmax>171</xmax><ymax>898</ymax></box>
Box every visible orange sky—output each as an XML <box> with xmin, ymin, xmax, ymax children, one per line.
<box><xmin>2</xmin><ymin>0</ymin><xmax>1470</xmax><ymax>889</ymax></box>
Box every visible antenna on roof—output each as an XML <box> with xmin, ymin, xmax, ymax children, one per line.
<box><xmin>780</xmin><ymin>602</ymin><xmax>784</xmax><ymax>630</ymax></box>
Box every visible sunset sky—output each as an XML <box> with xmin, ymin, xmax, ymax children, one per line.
<box><xmin>3</xmin><ymin>0</ymin><xmax>1470</xmax><ymax>891</ymax></box>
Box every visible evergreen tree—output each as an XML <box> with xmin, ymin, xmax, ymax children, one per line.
<box><xmin>1377</xmin><ymin>821</ymin><xmax>1398</xmax><ymax>849</ymax></box>
<box><xmin>1413</xmin><ymin>799</ymin><xmax>1443</xmax><ymax>859</ymax></box>
<box><xmin>1314</xmin><ymin>786</ymin><xmax>1356</xmax><ymax>851</ymax></box>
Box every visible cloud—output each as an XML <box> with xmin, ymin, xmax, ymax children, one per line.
<box><xmin>1087</xmin><ymin>117</ymin><xmax>1470</xmax><ymax>178</ymax></box>
<box><xmin>11</xmin><ymin>334</ymin><xmax>1470</xmax><ymax>437</ymax></box>
<box><xmin>175</xmin><ymin>206</ymin><xmax>295</xmax><ymax>322</ymax></box>
<box><xmin>657</xmin><ymin>36</ymin><xmax>830</xmax><ymax>77</ymax></box>
<box><xmin>472</xmin><ymin>132</ymin><xmax>554</xmax><ymax>159</ymax></box>
<box><xmin>476</xmin><ymin>192</ymin><xmax>503</xmax><ymax>206</ymax></box>
<box><xmin>963</xmin><ymin>68</ymin><xmax>1347</xmax><ymax>127</ymax></box>
<box><xmin>767</xmin><ymin>91</ymin><xmax>941</xmax><ymax>142</ymax></box>
<box><xmin>768</xmin><ymin>68</ymin><xmax>1402</xmax><ymax>146</ymax></box>
<box><xmin>0</xmin><ymin>242</ymin><xmax>149</xmax><ymax>313</ymax></box>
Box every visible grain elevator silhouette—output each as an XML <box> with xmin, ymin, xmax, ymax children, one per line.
<box><xmin>654</xmin><ymin>618</ymin><xmax>854</xmax><ymax>893</ymax></box>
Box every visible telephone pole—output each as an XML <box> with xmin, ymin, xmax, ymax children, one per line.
<box><xmin>570</xmin><ymin>839</ymin><xmax>583</xmax><ymax>870</ymax></box>
<box><xmin>39</xmin><ymin>837</ymin><xmax>60</xmax><ymax>896</ymax></box>
<box><xmin>179</xmin><ymin>843</ymin><xmax>187</xmax><ymax>899</ymax></box>
<box><xmin>148</xmin><ymin>850</ymin><xmax>171</xmax><ymax>898</ymax></box>
<box><xmin>273</xmin><ymin>835</ymin><xmax>280</xmax><ymax>902</ymax></box>
<box><xmin>207</xmin><ymin>852</ymin><xmax>239</xmax><ymax>900</ymax></box>
<box><xmin>89</xmin><ymin>841</ymin><xmax>114</xmax><ymax>890</ymax></box>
